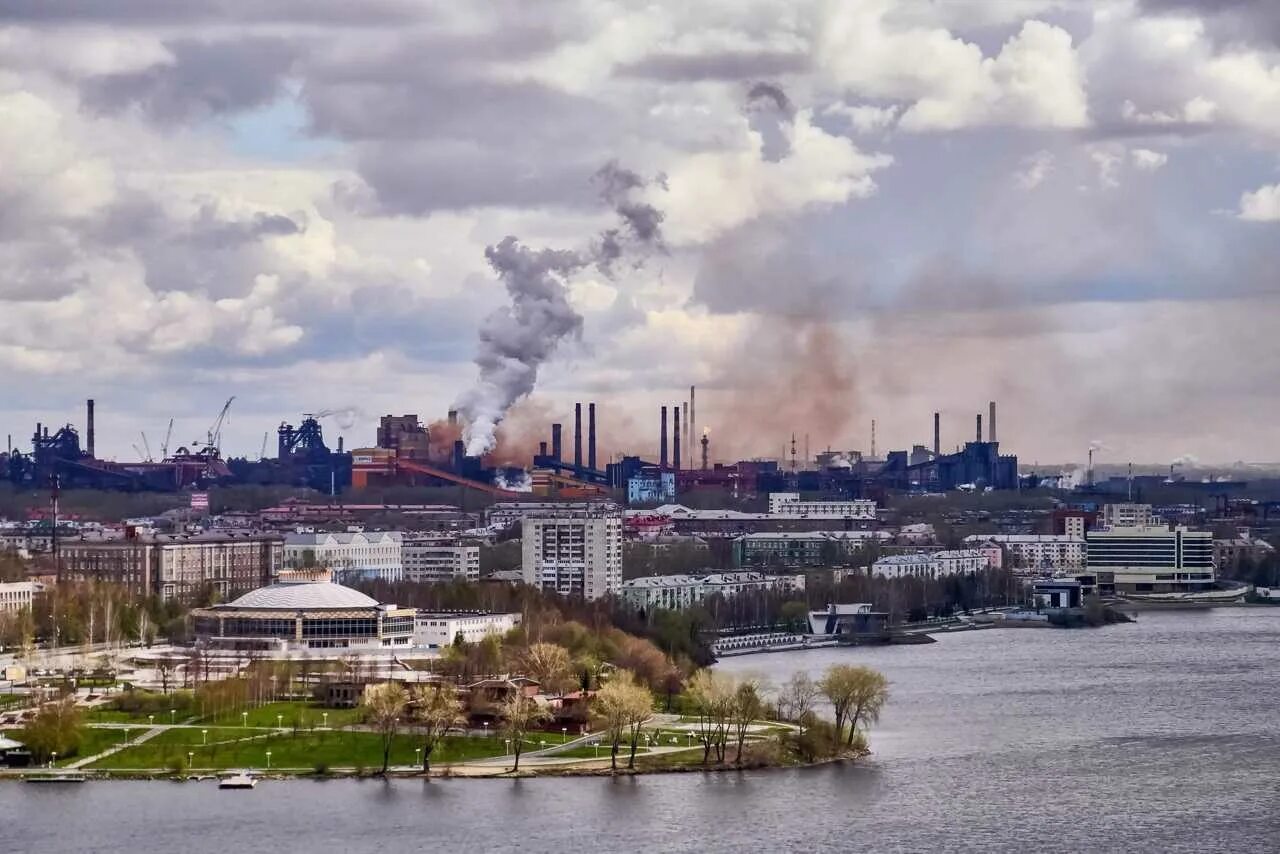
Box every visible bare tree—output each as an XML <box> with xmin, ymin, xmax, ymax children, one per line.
<box><xmin>777</xmin><ymin>672</ymin><xmax>819</xmax><ymax>732</ymax></box>
<box><xmin>818</xmin><ymin>664</ymin><xmax>890</xmax><ymax>748</ymax></box>
<box><xmin>501</xmin><ymin>690</ymin><xmax>550</xmax><ymax>773</ymax></box>
<box><xmin>362</xmin><ymin>682</ymin><xmax>409</xmax><ymax>775</ymax></box>
<box><xmin>731</xmin><ymin>680</ymin><xmax>764</xmax><ymax>765</ymax></box>
<box><xmin>686</xmin><ymin>670</ymin><xmax>734</xmax><ymax>764</ymax></box>
<box><xmin>410</xmin><ymin>683</ymin><xmax>466</xmax><ymax>773</ymax></box>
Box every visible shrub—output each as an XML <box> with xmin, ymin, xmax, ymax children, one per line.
<box><xmin>313</xmin><ymin>761</ymin><xmax>330</xmax><ymax>776</ymax></box>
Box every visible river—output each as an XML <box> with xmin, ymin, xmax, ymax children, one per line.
<box><xmin>5</xmin><ymin>609</ymin><xmax>1279</xmax><ymax>853</ymax></box>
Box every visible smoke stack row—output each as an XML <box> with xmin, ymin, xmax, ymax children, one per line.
<box><xmin>574</xmin><ymin>403</ymin><xmax>583</xmax><ymax>468</ymax></box>
<box><xmin>548</xmin><ymin>402</ymin><xmax>599</xmax><ymax>471</ymax></box>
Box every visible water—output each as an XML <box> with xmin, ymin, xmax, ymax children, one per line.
<box><xmin>5</xmin><ymin>609</ymin><xmax>1280</xmax><ymax>853</ymax></box>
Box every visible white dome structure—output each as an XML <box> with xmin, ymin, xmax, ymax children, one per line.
<box><xmin>227</xmin><ymin>582</ymin><xmax>378</xmax><ymax>610</ymax></box>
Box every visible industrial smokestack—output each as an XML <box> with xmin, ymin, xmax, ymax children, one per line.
<box><xmin>588</xmin><ymin>403</ymin><xmax>597</xmax><ymax>471</ymax></box>
<box><xmin>447</xmin><ymin>409</ymin><xmax>458</xmax><ymax>426</ymax></box>
<box><xmin>690</xmin><ymin>385</ymin><xmax>696</xmax><ymax>452</ymax></box>
<box><xmin>700</xmin><ymin>430</ymin><xmax>709</xmax><ymax>470</ymax></box>
<box><xmin>574</xmin><ymin>403</ymin><xmax>583</xmax><ymax>469</ymax></box>
<box><xmin>933</xmin><ymin>412</ymin><xmax>940</xmax><ymax>457</ymax></box>
<box><xmin>681</xmin><ymin>402</ymin><xmax>689</xmax><ymax>469</ymax></box>
<box><xmin>989</xmin><ymin>401</ymin><xmax>997</xmax><ymax>443</ymax></box>
<box><xmin>976</xmin><ymin>413</ymin><xmax>983</xmax><ymax>443</ymax></box>
<box><xmin>672</xmin><ymin>403</ymin><xmax>681</xmax><ymax>471</ymax></box>
<box><xmin>86</xmin><ymin>399</ymin><xmax>95</xmax><ymax>458</ymax></box>
<box><xmin>452</xmin><ymin>439</ymin><xmax>465</xmax><ymax>472</ymax></box>
<box><xmin>551</xmin><ymin>423</ymin><xmax>563</xmax><ymax>461</ymax></box>
<box><xmin>539</xmin><ymin>441</ymin><xmax>548</xmax><ymax>458</ymax></box>
<box><xmin>660</xmin><ymin>406</ymin><xmax>668</xmax><ymax>469</ymax></box>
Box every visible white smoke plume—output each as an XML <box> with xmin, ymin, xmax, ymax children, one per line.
<box><xmin>494</xmin><ymin>469</ymin><xmax>533</xmax><ymax>492</ymax></box>
<box><xmin>457</xmin><ymin>163</ymin><xmax>664</xmax><ymax>456</ymax></box>
<box><xmin>1171</xmin><ymin>453</ymin><xmax>1199</xmax><ymax>467</ymax></box>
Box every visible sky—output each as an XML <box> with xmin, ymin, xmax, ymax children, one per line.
<box><xmin>1</xmin><ymin>0</ymin><xmax>1279</xmax><ymax>469</ymax></box>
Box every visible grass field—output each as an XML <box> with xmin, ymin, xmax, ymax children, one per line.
<box><xmin>552</xmin><ymin>743</ymin><xmax>652</xmax><ymax>759</ymax></box>
<box><xmin>50</xmin><ymin>727</ymin><xmax>130</xmax><ymax>766</ymax></box>
<box><xmin>87</xmin><ymin>730</ymin><xmax>506</xmax><ymax>772</ymax></box>
<box><xmin>197</xmin><ymin>700</ymin><xmax>365</xmax><ymax>730</ymax></box>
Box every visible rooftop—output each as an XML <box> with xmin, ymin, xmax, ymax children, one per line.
<box><xmin>223</xmin><ymin>581</ymin><xmax>379</xmax><ymax>610</ymax></box>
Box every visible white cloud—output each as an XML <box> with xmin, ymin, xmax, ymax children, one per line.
<box><xmin>1014</xmin><ymin>149</ymin><xmax>1054</xmax><ymax>190</ymax></box>
<box><xmin>824</xmin><ymin>102</ymin><xmax>901</xmax><ymax>134</ymax></box>
<box><xmin>1130</xmin><ymin>148</ymin><xmax>1168</xmax><ymax>171</ymax></box>
<box><xmin>1238</xmin><ymin>184</ymin><xmax>1280</xmax><ymax>221</ymax></box>
<box><xmin>1089</xmin><ymin>145</ymin><xmax>1123</xmax><ymax>189</ymax></box>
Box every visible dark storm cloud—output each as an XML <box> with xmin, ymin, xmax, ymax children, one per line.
<box><xmin>617</xmin><ymin>49</ymin><xmax>809</xmax><ymax>81</ymax></box>
<box><xmin>82</xmin><ymin>38</ymin><xmax>299</xmax><ymax>123</ymax></box>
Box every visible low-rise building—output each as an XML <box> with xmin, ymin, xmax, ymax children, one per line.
<box><xmin>402</xmin><ymin>536</ymin><xmax>480</xmax><ymax>584</ymax></box>
<box><xmin>190</xmin><ymin>580</ymin><xmax>416</xmax><ymax>651</ymax></box>
<box><xmin>0</xmin><ymin>581</ymin><xmax>43</xmax><ymax>613</ymax></box>
<box><xmin>1086</xmin><ymin>525</ymin><xmax>1215</xmax><ymax>594</ymax></box>
<box><xmin>732</xmin><ymin>530</ymin><xmax>892</xmax><ymax>567</ymax></box>
<box><xmin>964</xmin><ymin>533</ymin><xmax>1086</xmax><ymax>571</ymax></box>
<box><xmin>412</xmin><ymin>612</ymin><xmax>521</xmax><ymax>649</ymax></box>
<box><xmin>620</xmin><ymin>571</ymin><xmax>803</xmax><ymax>611</ymax></box>
<box><xmin>871</xmin><ymin>548</ymin><xmax>991</xmax><ymax>579</ymax></box>
<box><xmin>1213</xmin><ymin>529</ymin><xmax>1275</xmax><ymax>573</ymax></box>
<box><xmin>60</xmin><ymin>532</ymin><xmax>283</xmax><ymax>603</ymax></box>
<box><xmin>768</xmin><ymin>493</ymin><xmax>877</xmax><ymax>520</ymax></box>
<box><xmin>284</xmin><ymin>531</ymin><xmax>403</xmax><ymax>583</ymax></box>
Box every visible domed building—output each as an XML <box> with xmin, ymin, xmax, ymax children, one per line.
<box><xmin>190</xmin><ymin>580</ymin><xmax>416</xmax><ymax>652</ymax></box>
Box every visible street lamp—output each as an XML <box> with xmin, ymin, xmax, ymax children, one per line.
<box><xmin>414</xmin><ymin>747</ymin><xmax>421</xmax><ymax>768</ymax></box>
<box><xmin>202</xmin><ymin>729</ymin><xmax>208</xmax><ymax>745</ymax></box>
<box><xmin>50</xmin><ymin>751</ymin><xmax>57</xmax><ymax>767</ymax></box>
<box><xmin>277</xmin><ymin>714</ymin><xmax>283</xmax><ymax>729</ymax></box>
<box><xmin>187</xmin><ymin>751</ymin><xmax>194</xmax><ymax>770</ymax></box>
<box><xmin>169</xmin><ymin>709</ymin><xmax>175</xmax><ymax>724</ymax></box>
<box><xmin>562</xmin><ymin>727</ymin><xmax>567</xmax><ymax>743</ymax></box>
<box><xmin>322</xmin><ymin>712</ymin><xmax>329</xmax><ymax>728</ymax></box>
<box><xmin>504</xmin><ymin>738</ymin><xmax>510</xmax><ymax>755</ymax></box>
<box><xmin>242</xmin><ymin>711</ymin><xmax>248</xmax><ymax>728</ymax></box>
<box><xmin>148</xmin><ymin>714</ymin><xmax>154</xmax><ymax>727</ymax></box>
<box><xmin>266</xmin><ymin>750</ymin><xmax>272</xmax><ymax>770</ymax></box>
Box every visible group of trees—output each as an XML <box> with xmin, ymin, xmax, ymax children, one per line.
<box><xmin>684</xmin><ymin>671</ymin><xmax>766</xmax><ymax>766</ymax></box>
<box><xmin>18</xmin><ymin>697</ymin><xmax>85</xmax><ymax>764</ymax></box>
<box><xmin>361</xmin><ymin>681</ymin><xmax>468</xmax><ymax>775</ymax></box>
<box><xmin>593</xmin><ymin>670</ymin><xmax>652</xmax><ymax>770</ymax></box>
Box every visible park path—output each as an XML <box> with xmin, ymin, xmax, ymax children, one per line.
<box><xmin>68</xmin><ymin>725</ymin><xmax>165</xmax><ymax>769</ymax></box>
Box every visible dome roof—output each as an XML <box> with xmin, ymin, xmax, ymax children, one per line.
<box><xmin>225</xmin><ymin>582</ymin><xmax>379</xmax><ymax>610</ymax></box>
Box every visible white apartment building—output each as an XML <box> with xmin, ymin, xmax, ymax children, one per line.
<box><xmin>964</xmin><ymin>534</ymin><xmax>1086</xmax><ymax>571</ymax></box>
<box><xmin>872</xmin><ymin>549</ymin><xmax>991</xmax><ymax>580</ymax></box>
<box><xmin>0</xmin><ymin>581</ymin><xmax>43</xmax><ymax>613</ymax></box>
<box><xmin>284</xmin><ymin>531</ymin><xmax>403</xmax><ymax>583</ymax></box>
<box><xmin>521</xmin><ymin>512</ymin><xmax>622</xmax><ymax>600</ymax></box>
<box><xmin>620</xmin><ymin>572</ymin><xmax>803</xmax><ymax>611</ymax></box>
<box><xmin>768</xmin><ymin>493</ymin><xmax>877</xmax><ymax>520</ymax></box>
<box><xmin>402</xmin><ymin>537</ymin><xmax>480</xmax><ymax>584</ymax></box>
<box><xmin>1101</xmin><ymin>503</ymin><xmax>1155</xmax><ymax>529</ymax></box>
<box><xmin>413</xmin><ymin>611</ymin><xmax>521</xmax><ymax>649</ymax></box>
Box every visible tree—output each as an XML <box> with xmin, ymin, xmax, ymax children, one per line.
<box><xmin>730</xmin><ymin>680</ymin><xmax>764</xmax><ymax>765</ymax></box>
<box><xmin>818</xmin><ymin>664</ymin><xmax>889</xmax><ymax>748</ymax></box>
<box><xmin>686</xmin><ymin>670</ymin><xmax>734</xmax><ymax>764</ymax></box>
<box><xmin>501</xmin><ymin>690</ymin><xmax>550</xmax><ymax>773</ymax></box>
<box><xmin>777</xmin><ymin>672</ymin><xmax>819</xmax><ymax>732</ymax></box>
<box><xmin>19</xmin><ymin>697</ymin><xmax>84</xmax><ymax>764</ymax></box>
<box><xmin>780</xmin><ymin>601</ymin><xmax>810</xmax><ymax>633</ymax></box>
<box><xmin>410</xmin><ymin>683</ymin><xmax>466</xmax><ymax>773</ymax></box>
<box><xmin>521</xmin><ymin>642</ymin><xmax>572</xmax><ymax>697</ymax></box>
<box><xmin>362</xmin><ymin>682</ymin><xmax>409</xmax><ymax>775</ymax></box>
<box><xmin>593</xmin><ymin>670</ymin><xmax>653</xmax><ymax>771</ymax></box>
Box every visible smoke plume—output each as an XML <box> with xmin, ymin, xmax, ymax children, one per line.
<box><xmin>457</xmin><ymin>163</ymin><xmax>665</xmax><ymax>455</ymax></box>
<box><xmin>745</xmin><ymin>81</ymin><xmax>795</xmax><ymax>162</ymax></box>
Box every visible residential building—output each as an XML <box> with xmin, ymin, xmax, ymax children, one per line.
<box><xmin>60</xmin><ymin>532</ymin><xmax>283</xmax><ymax>603</ymax></box>
<box><xmin>1101</xmin><ymin>503</ymin><xmax>1154</xmax><ymax>529</ymax></box>
<box><xmin>732</xmin><ymin>530</ymin><xmax>892</xmax><ymax>567</ymax></box>
<box><xmin>283</xmin><ymin>531</ymin><xmax>403</xmax><ymax>583</ymax></box>
<box><xmin>402</xmin><ymin>536</ymin><xmax>480</xmax><ymax>584</ymax></box>
<box><xmin>872</xmin><ymin>548</ymin><xmax>991</xmax><ymax>579</ymax></box>
<box><xmin>190</xmin><ymin>580</ymin><xmax>416</xmax><ymax>651</ymax></box>
<box><xmin>412</xmin><ymin>611</ymin><xmax>521</xmax><ymax>649</ymax></box>
<box><xmin>964</xmin><ymin>534</ymin><xmax>1086</xmax><ymax>571</ymax></box>
<box><xmin>619</xmin><ymin>571</ymin><xmax>803</xmax><ymax>611</ymax></box>
<box><xmin>487</xmin><ymin>500</ymin><xmax>619</xmax><ymax>530</ymax></box>
<box><xmin>0</xmin><ymin>581</ymin><xmax>43</xmax><ymax>613</ymax></box>
<box><xmin>521</xmin><ymin>510</ymin><xmax>622</xmax><ymax>600</ymax></box>
<box><xmin>768</xmin><ymin>493</ymin><xmax>877</xmax><ymax>520</ymax></box>
<box><xmin>1213</xmin><ymin>529</ymin><xmax>1276</xmax><ymax>573</ymax></box>
<box><xmin>1086</xmin><ymin>525</ymin><xmax>1215</xmax><ymax>594</ymax></box>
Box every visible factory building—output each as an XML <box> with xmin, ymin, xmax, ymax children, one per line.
<box><xmin>60</xmin><ymin>532</ymin><xmax>284</xmax><ymax>603</ymax></box>
<box><xmin>521</xmin><ymin>510</ymin><xmax>622</xmax><ymax>600</ymax></box>
<box><xmin>283</xmin><ymin>531</ymin><xmax>403</xmax><ymax>584</ymax></box>
<box><xmin>402</xmin><ymin>536</ymin><xmax>480</xmax><ymax>584</ymax></box>
<box><xmin>767</xmin><ymin>493</ymin><xmax>877</xmax><ymax>519</ymax></box>
<box><xmin>1085</xmin><ymin>525</ymin><xmax>1215</xmax><ymax>595</ymax></box>
<box><xmin>620</xmin><ymin>571</ymin><xmax>803</xmax><ymax>612</ymax></box>
<box><xmin>627</xmin><ymin>469</ymin><xmax>676</xmax><ymax>505</ymax></box>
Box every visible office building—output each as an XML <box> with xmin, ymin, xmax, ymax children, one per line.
<box><xmin>1086</xmin><ymin>525</ymin><xmax>1215</xmax><ymax>594</ymax></box>
<box><xmin>283</xmin><ymin>531</ymin><xmax>403</xmax><ymax>583</ymax></box>
<box><xmin>521</xmin><ymin>510</ymin><xmax>622</xmax><ymax>600</ymax></box>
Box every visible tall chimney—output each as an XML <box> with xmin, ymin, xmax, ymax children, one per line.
<box><xmin>690</xmin><ymin>385</ymin><xmax>696</xmax><ymax>453</ymax></box>
<box><xmin>700</xmin><ymin>431</ymin><xmax>709</xmax><ymax>470</ymax></box>
<box><xmin>681</xmin><ymin>402</ymin><xmax>689</xmax><ymax>469</ymax></box>
<box><xmin>539</xmin><ymin>441</ymin><xmax>548</xmax><ymax>458</ymax></box>
<box><xmin>660</xmin><ymin>406</ymin><xmax>668</xmax><ymax>469</ymax></box>
<box><xmin>447</xmin><ymin>409</ymin><xmax>458</xmax><ymax>426</ymax></box>
<box><xmin>588</xmin><ymin>403</ymin><xmax>597</xmax><ymax>471</ymax></box>
<box><xmin>86</xmin><ymin>399</ymin><xmax>95</xmax><ymax>458</ymax></box>
<box><xmin>672</xmin><ymin>403</ymin><xmax>681</xmax><ymax>471</ymax></box>
<box><xmin>988</xmin><ymin>401</ymin><xmax>997</xmax><ymax>443</ymax></box>
<box><xmin>551</xmin><ymin>423</ymin><xmax>563</xmax><ymax>461</ymax></box>
<box><xmin>976</xmin><ymin>413</ymin><xmax>983</xmax><ymax>443</ymax></box>
<box><xmin>574</xmin><ymin>403</ymin><xmax>583</xmax><ymax>469</ymax></box>
<box><xmin>933</xmin><ymin>412</ymin><xmax>940</xmax><ymax>457</ymax></box>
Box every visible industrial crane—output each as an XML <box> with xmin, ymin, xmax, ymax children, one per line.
<box><xmin>194</xmin><ymin>396</ymin><xmax>235</xmax><ymax>457</ymax></box>
<box><xmin>160</xmin><ymin>418</ymin><xmax>174</xmax><ymax>460</ymax></box>
<box><xmin>140</xmin><ymin>432</ymin><xmax>153</xmax><ymax>462</ymax></box>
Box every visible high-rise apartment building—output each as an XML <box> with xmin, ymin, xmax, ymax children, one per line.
<box><xmin>521</xmin><ymin>511</ymin><xmax>622</xmax><ymax>600</ymax></box>
<box><xmin>402</xmin><ymin>536</ymin><xmax>480</xmax><ymax>584</ymax></box>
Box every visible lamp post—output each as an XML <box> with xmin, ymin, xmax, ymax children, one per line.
<box><xmin>169</xmin><ymin>709</ymin><xmax>175</xmax><ymax>725</ymax></box>
<box><xmin>50</xmin><ymin>751</ymin><xmax>57</xmax><ymax>768</ymax></box>
<box><xmin>322</xmin><ymin>712</ymin><xmax>329</xmax><ymax>729</ymax></box>
<box><xmin>266</xmin><ymin>750</ymin><xmax>272</xmax><ymax>770</ymax></box>
<box><xmin>504</xmin><ymin>739</ymin><xmax>510</xmax><ymax>756</ymax></box>
<box><xmin>482</xmin><ymin>721</ymin><xmax>489</xmax><ymax>737</ymax></box>
<box><xmin>148</xmin><ymin>714</ymin><xmax>154</xmax><ymax>727</ymax></box>
<box><xmin>562</xmin><ymin>727</ymin><xmax>567</xmax><ymax>743</ymax></box>
<box><xmin>187</xmin><ymin>751</ymin><xmax>193</xmax><ymax>769</ymax></box>
<box><xmin>277</xmin><ymin>714</ymin><xmax>283</xmax><ymax>730</ymax></box>
<box><xmin>202</xmin><ymin>729</ymin><xmax>208</xmax><ymax>745</ymax></box>
<box><xmin>414</xmin><ymin>747</ymin><xmax>421</xmax><ymax>769</ymax></box>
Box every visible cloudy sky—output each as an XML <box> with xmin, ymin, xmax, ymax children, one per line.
<box><xmin>2</xmin><ymin>0</ymin><xmax>1278</xmax><ymax>468</ymax></box>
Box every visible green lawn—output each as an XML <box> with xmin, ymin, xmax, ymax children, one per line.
<box><xmin>197</xmin><ymin>700</ymin><xmax>365</xmax><ymax>730</ymax></box>
<box><xmin>553</xmin><ymin>743</ymin><xmax>652</xmax><ymax>759</ymax></box>
<box><xmin>87</xmin><ymin>730</ymin><xmax>505</xmax><ymax>772</ymax></box>
<box><xmin>52</xmin><ymin>727</ymin><xmax>130</xmax><ymax>766</ymax></box>
<box><xmin>84</xmin><ymin>708</ymin><xmax>170</xmax><ymax>724</ymax></box>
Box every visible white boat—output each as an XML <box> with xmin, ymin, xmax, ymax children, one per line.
<box><xmin>218</xmin><ymin>771</ymin><xmax>257</xmax><ymax>789</ymax></box>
